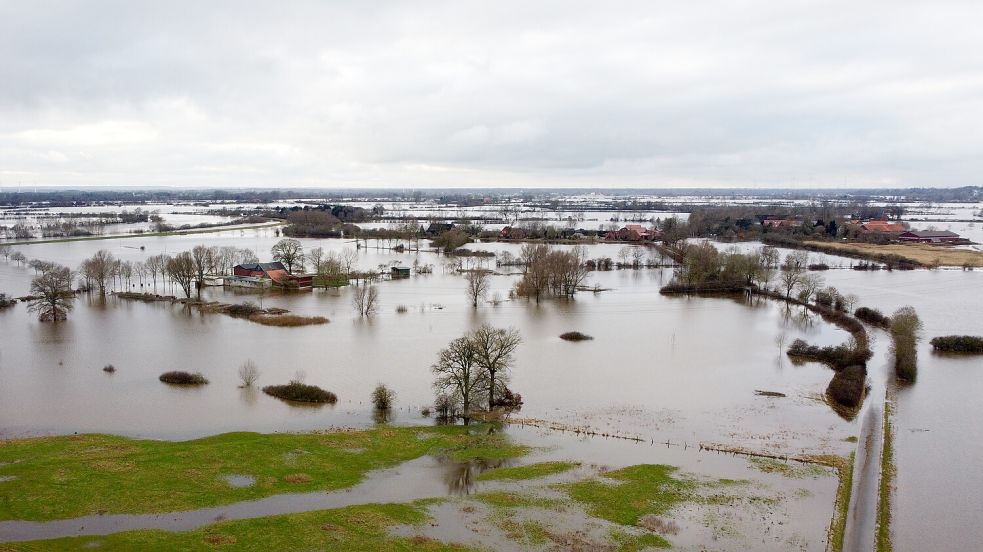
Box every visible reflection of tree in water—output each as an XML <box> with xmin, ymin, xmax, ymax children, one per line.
<box><xmin>239</xmin><ymin>386</ymin><xmax>259</xmax><ymax>407</ymax></box>
<box><xmin>437</xmin><ymin>455</ymin><xmax>514</xmax><ymax>495</ymax></box>
<box><xmin>372</xmin><ymin>409</ymin><xmax>396</xmax><ymax>424</ymax></box>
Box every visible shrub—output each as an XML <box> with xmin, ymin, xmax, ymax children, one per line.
<box><xmin>371</xmin><ymin>384</ymin><xmax>396</xmax><ymax>410</ymax></box>
<box><xmin>395</xmin><ymin>305</ymin><xmax>408</xmax><ymax>313</ymax></box>
<box><xmin>491</xmin><ymin>387</ymin><xmax>523</xmax><ymax>409</ymax></box>
<box><xmin>0</xmin><ymin>293</ymin><xmax>15</xmax><ymax>308</ymax></box>
<box><xmin>890</xmin><ymin>306</ymin><xmax>922</xmax><ymax>381</ymax></box>
<box><xmin>238</xmin><ymin>360</ymin><xmax>260</xmax><ymax>387</ymax></box>
<box><xmin>263</xmin><ymin>382</ymin><xmax>337</xmax><ymax>404</ymax></box>
<box><xmin>160</xmin><ymin>371</ymin><xmax>209</xmax><ymax>385</ymax></box>
<box><xmin>434</xmin><ymin>394</ymin><xmax>455</xmax><ymax>419</ymax></box>
<box><xmin>855</xmin><ymin>306</ymin><xmax>890</xmax><ymax>328</ymax></box>
<box><xmin>420</xmin><ymin>406</ymin><xmax>432</xmax><ymax>417</ymax></box>
<box><xmin>808</xmin><ymin>263</ymin><xmax>830</xmax><ymax>271</ymax></box>
<box><xmin>930</xmin><ymin>335</ymin><xmax>983</xmax><ymax>354</ymax></box>
<box><xmin>826</xmin><ymin>365</ymin><xmax>867</xmax><ymax>408</ymax></box>
<box><xmin>787</xmin><ymin>339</ymin><xmax>872</xmax><ymax>369</ymax></box>
<box><xmin>103</xmin><ymin>364</ymin><xmax>116</xmax><ymax>373</ymax></box>
<box><xmin>559</xmin><ymin>331</ymin><xmax>594</xmax><ymax>341</ymax></box>
<box><xmin>226</xmin><ymin>302</ymin><xmax>264</xmax><ymax>317</ymax></box>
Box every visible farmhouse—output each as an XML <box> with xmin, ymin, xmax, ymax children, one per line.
<box><xmin>607</xmin><ymin>224</ymin><xmax>656</xmax><ymax>241</ymax></box>
<box><xmin>897</xmin><ymin>230</ymin><xmax>964</xmax><ymax>244</ymax></box>
<box><xmin>231</xmin><ymin>262</ymin><xmax>313</xmax><ymax>289</ymax></box>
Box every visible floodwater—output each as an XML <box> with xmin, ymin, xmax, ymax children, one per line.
<box><xmin>0</xmin><ymin>228</ymin><xmax>852</xmax><ymax>452</ymax></box>
<box><xmin>1</xmin><ymin>226</ymin><xmax>981</xmax><ymax>549</ymax></box>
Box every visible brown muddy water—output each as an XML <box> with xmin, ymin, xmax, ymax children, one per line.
<box><xmin>0</xmin><ymin>228</ymin><xmax>981</xmax><ymax>549</ymax></box>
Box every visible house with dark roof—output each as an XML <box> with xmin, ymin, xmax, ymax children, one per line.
<box><xmin>897</xmin><ymin>230</ymin><xmax>963</xmax><ymax>244</ymax></box>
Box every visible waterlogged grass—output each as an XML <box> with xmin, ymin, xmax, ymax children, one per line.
<box><xmin>564</xmin><ymin>465</ymin><xmax>695</xmax><ymax>527</ymax></box>
<box><xmin>443</xmin><ymin>433</ymin><xmax>529</xmax><ymax>462</ymax></box>
<box><xmin>7</xmin><ymin>503</ymin><xmax>471</xmax><ymax>552</ymax></box>
<box><xmin>0</xmin><ymin>425</ymin><xmax>526</xmax><ymax>521</ymax></box>
<box><xmin>877</xmin><ymin>400</ymin><xmax>895</xmax><ymax>552</ymax></box>
<box><xmin>749</xmin><ymin>458</ymin><xmax>832</xmax><ymax>479</ymax></box>
<box><xmin>476</xmin><ymin>461</ymin><xmax>578</xmax><ymax>481</ymax></box>
<box><xmin>822</xmin><ymin>453</ymin><xmax>854</xmax><ymax>552</ymax></box>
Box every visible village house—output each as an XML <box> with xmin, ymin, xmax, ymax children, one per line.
<box><xmin>425</xmin><ymin>222</ymin><xmax>455</xmax><ymax>236</ymax></box>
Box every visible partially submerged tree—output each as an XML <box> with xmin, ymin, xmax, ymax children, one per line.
<box><xmin>779</xmin><ymin>251</ymin><xmax>808</xmax><ymax>300</ymax></box>
<box><xmin>79</xmin><ymin>250</ymin><xmax>118</xmax><ymax>295</ymax></box>
<box><xmin>891</xmin><ymin>306</ymin><xmax>923</xmax><ymax>381</ymax></box>
<box><xmin>352</xmin><ymin>284</ymin><xmax>379</xmax><ymax>316</ymax></box>
<box><xmin>271</xmin><ymin>238</ymin><xmax>304</xmax><ymax>273</ymax></box>
<box><xmin>166</xmin><ymin>251</ymin><xmax>197</xmax><ymax>299</ymax></box>
<box><xmin>432</xmin><ymin>334</ymin><xmax>487</xmax><ymax>424</ymax></box>
<box><xmin>471</xmin><ymin>324</ymin><xmax>521</xmax><ymax>411</ymax></box>
<box><xmin>27</xmin><ymin>264</ymin><xmax>74</xmax><ymax>321</ymax></box>
<box><xmin>191</xmin><ymin>245</ymin><xmax>216</xmax><ymax>299</ymax></box>
<box><xmin>238</xmin><ymin>360</ymin><xmax>261</xmax><ymax>387</ymax></box>
<box><xmin>465</xmin><ymin>269</ymin><xmax>490</xmax><ymax>308</ymax></box>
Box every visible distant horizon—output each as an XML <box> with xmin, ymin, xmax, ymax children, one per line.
<box><xmin>2</xmin><ymin>2</ymin><xmax>982</xmax><ymax>189</ymax></box>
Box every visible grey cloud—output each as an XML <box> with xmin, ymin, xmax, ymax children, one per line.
<box><xmin>1</xmin><ymin>0</ymin><xmax>981</xmax><ymax>188</ymax></box>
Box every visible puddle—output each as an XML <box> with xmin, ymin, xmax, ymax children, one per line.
<box><xmin>218</xmin><ymin>474</ymin><xmax>255</xmax><ymax>488</ymax></box>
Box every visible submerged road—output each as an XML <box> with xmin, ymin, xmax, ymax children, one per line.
<box><xmin>842</xmin><ymin>390</ymin><xmax>884</xmax><ymax>552</ymax></box>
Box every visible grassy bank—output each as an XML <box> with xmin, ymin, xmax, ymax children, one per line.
<box><xmin>825</xmin><ymin>453</ymin><xmax>855</xmax><ymax>552</ymax></box>
<box><xmin>0</xmin><ymin>426</ymin><xmax>526</xmax><ymax>521</ymax></box>
<box><xmin>877</xmin><ymin>397</ymin><xmax>896</xmax><ymax>552</ymax></box>
<box><xmin>803</xmin><ymin>240</ymin><xmax>983</xmax><ymax>268</ymax></box>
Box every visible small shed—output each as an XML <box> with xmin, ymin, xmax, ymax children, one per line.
<box><xmin>391</xmin><ymin>266</ymin><xmax>411</xmax><ymax>278</ymax></box>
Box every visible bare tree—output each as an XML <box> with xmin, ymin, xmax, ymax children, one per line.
<box><xmin>145</xmin><ymin>254</ymin><xmax>168</xmax><ymax>291</ymax></box>
<box><xmin>238</xmin><ymin>360</ymin><xmax>261</xmax><ymax>387</ymax></box>
<box><xmin>471</xmin><ymin>324</ymin><xmax>521</xmax><ymax>410</ymax></box>
<box><xmin>10</xmin><ymin>251</ymin><xmax>26</xmax><ymax>266</ymax></box>
<box><xmin>797</xmin><ymin>273</ymin><xmax>825</xmax><ymax>303</ymax></box>
<box><xmin>271</xmin><ymin>239</ymin><xmax>304</xmax><ymax>273</ymax></box>
<box><xmin>779</xmin><ymin>251</ymin><xmax>808</xmax><ymax>300</ymax></box>
<box><xmin>166</xmin><ymin>251</ymin><xmax>197</xmax><ymax>298</ymax></box>
<box><xmin>80</xmin><ymin>250</ymin><xmax>117</xmax><ymax>295</ymax></box>
<box><xmin>465</xmin><ymin>269</ymin><xmax>490</xmax><ymax>308</ymax></box>
<box><xmin>432</xmin><ymin>335</ymin><xmax>487</xmax><ymax>424</ymax></box>
<box><xmin>27</xmin><ymin>264</ymin><xmax>74</xmax><ymax>321</ymax></box>
<box><xmin>352</xmin><ymin>284</ymin><xmax>380</xmax><ymax>316</ymax></box>
<box><xmin>0</xmin><ymin>244</ymin><xmax>11</xmax><ymax>261</ymax></box>
<box><xmin>340</xmin><ymin>247</ymin><xmax>358</xmax><ymax>277</ymax></box>
<box><xmin>191</xmin><ymin>245</ymin><xmax>216</xmax><ymax>299</ymax></box>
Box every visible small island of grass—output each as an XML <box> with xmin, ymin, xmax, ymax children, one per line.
<box><xmin>159</xmin><ymin>371</ymin><xmax>209</xmax><ymax>385</ymax></box>
<box><xmin>263</xmin><ymin>382</ymin><xmax>338</xmax><ymax>404</ymax></box>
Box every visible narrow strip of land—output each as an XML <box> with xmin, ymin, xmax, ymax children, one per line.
<box><xmin>1</xmin><ymin>221</ymin><xmax>285</xmax><ymax>247</ymax></box>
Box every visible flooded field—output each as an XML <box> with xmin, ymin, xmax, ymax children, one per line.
<box><xmin>1</xmin><ymin>225</ymin><xmax>981</xmax><ymax>550</ymax></box>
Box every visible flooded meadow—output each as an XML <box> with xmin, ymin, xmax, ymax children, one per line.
<box><xmin>1</xmin><ymin>225</ymin><xmax>981</xmax><ymax>550</ymax></box>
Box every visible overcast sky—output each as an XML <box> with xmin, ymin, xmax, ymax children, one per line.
<box><xmin>1</xmin><ymin>1</ymin><xmax>981</xmax><ymax>189</ymax></box>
